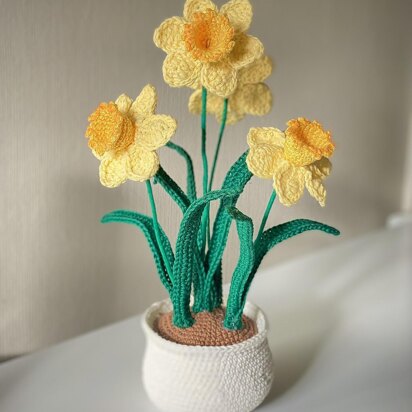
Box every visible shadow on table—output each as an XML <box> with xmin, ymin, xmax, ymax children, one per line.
<box><xmin>259</xmin><ymin>248</ymin><xmax>388</xmax><ymax>407</ymax></box>
<box><xmin>261</xmin><ymin>294</ymin><xmax>336</xmax><ymax>406</ymax></box>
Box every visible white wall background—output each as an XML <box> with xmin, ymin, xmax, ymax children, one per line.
<box><xmin>0</xmin><ymin>0</ymin><xmax>411</xmax><ymax>357</ymax></box>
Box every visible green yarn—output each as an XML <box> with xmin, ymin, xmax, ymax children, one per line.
<box><xmin>202</xmin><ymin>151</ymin><xmax>253</xmax><ymax>310</ymax></box>
<box><xmin>154</xmin><ymin>166</ymin><xmax>191</xmax><ymax>212</ymax></box>
<box><xmin>209</xmin><ymin>98</ymin><xmax>228</xmax><ymax>191</ymax></box>
<box><xmin>100</xmin><ymin>133</ymin><xmax>341</xmax><ymax>330</ymax></box>
<box><xmin>101</xmin><ymin>210</ymin><xmax>174</xmax><ymax>293</ymax></box>
<box><xmin>224</xmin><ymin>218</ymin><xmax>339</xmax><ymax>330</ymax></box>
<box><xmin>201</xmin><ymin>87</ymin><xmax>208</xmax><ymax>197</ymax></box>
<box><xmin>223</xmin><ymin>207</ymin><xmax>254</xmax><ymax>330</ymax></box>
<box><xmin>146</xmin><ymin>180</ymin><xmax>173</xmax><ymax>280</ymax></box>
<box><xmin>253</xmin><ymin>219</ymin><xmax>340</xmax><ymax>277</ymax></box>
<box><xmin>171</xmin><ymin>188</ymin><xmax>239</xmax><ymax>328</ymax></box>
<box><xmin>257</xmin><ymin>190</ymin><xmax>276</xmax><ymax>240</ymax></box>
<box><xmin>154</xmin><ymin>167</ymin><xmax>206</xmax><ymax>312</ymax></box>
<box><xmin>199</xmin><ymin>87</ymin><xmax>209</xmax><ymax>257</ymax></box>
<box><xmin>166</xmin><ymin>142</ymin><xmax>197</xmax><ymax>202</ymax></box>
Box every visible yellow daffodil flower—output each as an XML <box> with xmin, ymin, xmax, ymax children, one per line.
<box><xmin>246</xmin><ymin>118</ymin><xmax>335</xmax><ymax>206</ymax></box>
<box><xmin>154</xmin><ymin>0</ymin><xmax>264</xmax><ymax>97</ymax></box>
<box><xmin>188</xmin><ymin>55</ymin><xmax>273</xmax><ymax>124</ymax></box>
<box><xmin>85</xmin><ymin>85</ymin><xmax>177</xmax><ymax>188</ymax></box>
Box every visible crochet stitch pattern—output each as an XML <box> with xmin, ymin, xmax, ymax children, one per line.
<box><xmin>155</xmin><ymin>308</ymin><xmax>256</xmax><ymax>346</ymax></box>
<box><xmin>154</xmin><ymin>0</ymin><xmax>263</xmax><ymax>97</ymax></box>
<box><xmin>189</xmin><ymin>55</ymin><xmax>273</xmax><ymax>124</ymax></box>
<box><xmin>86</xmin><ymin>85</ymin><xmax>176</xmax><ymax>187</ymax></box>
<box><xmin>85</xmin><ymin>0</ymin><xmax>340</xmax><ymax>341</ymax></box>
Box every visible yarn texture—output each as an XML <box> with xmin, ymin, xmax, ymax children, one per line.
<box><xmin>154</xmin><ymin>0</ymin><xmax>264</xmax><ymax>97</ymax></box>
<box><xmin>83</xmin><ymin>1</ymin><xmax>342</xmax><ymax>409</ymax></box>
<box><xmin>85</xmin><ymin>0</ymin><xmax>341</xmax><ymax>337</ymax></box>
<box><xmin>155</xmin><ymin>307</ymin><xmax>256</xmax><ymax>346</ymax></box>
<box><xmin>246</xmin><ymin>122</ymin><xmax>335</xmax><ymax>206</ymax></box>
<box><xmin>85</xmin><ymin>85</ymin><xmax>176</xmax><ymax>187</ymax></box>
<box><xmin>189</xmin><ymin>55</ymin><xmax>273</xmax><ymax>124</ymax></box>
<box><xmin>142</xmin><ymin>299</ymin><xmax>273</xmax><ymax>412</ymax></box>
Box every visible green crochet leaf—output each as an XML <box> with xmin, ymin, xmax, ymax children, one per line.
<box><xmin>166</xmin><ymin>142</ymin><xmax>197</xmax><ymax>202</ymax></box>
<box><xmin>172</xmin><ymin>188</ymin><xmax>240</xmax><ymax>328</ymax></box>
<box><xmin>223</xmin><ymin>207</ymin><xmax>255</xmax><ymax>330</ymax></box>
<box><xmin>153</xmin><ymin>166</ymin><xmax>206</xmax><ymax>314</ymax></box>
<box><xmin>252</xmin><ymin>218</ymin><xmax>340</xmax><ymax>280</ymax></box>
<box><xmin>101</xmin><ymin>210</ymin><xmax>174</xmax><ymax>293</ymax></box>
<box><xmin>204</xmin><ymin>151</ymin><xmax>253</xmax><ymax>310</ymax></box>
<box><xmin>154</xmin><ymin>167</ymin><xmax>191</xmax><ymax>212</ymax></box>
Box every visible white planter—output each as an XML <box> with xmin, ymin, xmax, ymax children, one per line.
<box><xmin>141</xmin><ymin>299</ymin><xmax>273</xmax><ymax>412</ymax></box>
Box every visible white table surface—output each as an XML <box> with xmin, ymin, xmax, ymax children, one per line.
<box><xmin>1</xmin><ymin>223</ymin><xmax>411</xmax><ymax>412</ymax></box>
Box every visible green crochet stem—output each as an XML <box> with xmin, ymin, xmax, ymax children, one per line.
<box><xmin>154</xmin><ymin>167</ymin><xmax>191</xmax><ymax>212</ymax></box>
<box><xmin>201</xmin><ymin>86</ymin><xmax>208</xmax><ymax>196</ymax></box>
<box><xmin>257</xmin><ymin>190</ymin><xmax>276</xmax><ymax>240</ymax></box>
<box><xmin>146</xmin><ymin>180</ymin><xmax>173</xmax><ymax>281</ymax></box>
<box><xmin>209</xmin><ymin>98</ymin><xmax>228</xmax><ymax>191</ymax></box>
<box><xmin>166</xmin><ymin>142</ymin><xmax>197</xmax><ymax>202</ymax></box>
<box><xmin>199</xmin><ymin>87</ymin><xmax>209</xmax><ymax>256</ymax></box>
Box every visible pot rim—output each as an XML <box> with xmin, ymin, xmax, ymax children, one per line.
<box><xmin>141</xmin><ymin>298</ymin><xmax>269</xmax><ymax>354</ymax></box>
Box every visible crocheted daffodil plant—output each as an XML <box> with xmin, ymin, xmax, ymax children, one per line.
<box><xmin>85</xmin><ymin>0</ymin><xmax>339</xmax><ymax>331</ymax></box>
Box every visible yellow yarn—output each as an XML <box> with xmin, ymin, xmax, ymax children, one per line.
<box><xmin>86</xmin><ymin>102</ymin><xmax>135</xmax><ymax>157</ymax></box>
<box><xmin>246</xmin><ymin>122</ymin><xmax>334</xmax><ymax>207</ymax></box>
<box><xmin>184</xmin><ymin>10</ymin><xmax>235</xmax><ymax>63</ymax></box>
<box><xmin>85</xmin><ymin>85</ymin><xmax>177</xmax><ymax>188</ymax></box>
<box><xmin>188</xmin><ymin>55</ymin><xmax>273</xmax><ymax>124</ymax></box>
<box><xmin>284</xmin><ymin>118</ymin><xmax>335</xmax><ymax>167</ymax></box>
<box><xmin>154</xmin><ymin>0</ymin><xmax>263</xmax><ymax>97</ymax></box>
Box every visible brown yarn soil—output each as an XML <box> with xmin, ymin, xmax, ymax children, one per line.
<box><xmin>154</xmin><ymin>308</ymin><xmax>257</xmax><ymax>346</ymax></box>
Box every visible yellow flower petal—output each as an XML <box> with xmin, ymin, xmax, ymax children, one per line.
<box><xmin>208</xmin><ymin>91</ymin><xmax>242</xmax><ymax>124</ymax></box>
<box><xmin>137</xmin><ymin>114</ymin><xmax>177</xmax><ymax>151</ymax></box>
<box><xmin>153</xmin><ymin>17</ymin><xmax>185</xmax><ymax>54</ymax></box>
<box><xmin>127</xmin><ymin>145</ymin><xmax>160</xmax><ymax>182</ymax></box>
<box><xmin>225</xmin><ymin>110</ymin><xmax>245</xmax><ymax>124</ymax></box>
<box><xmin>201</xmin><ymin>60</ymin><xmax>237</xmax><ymax>97</ymax></box>
<box><xmin>237</xmin><ymin>83</ymin><xmax>272</xmax><ymax>116</ymax></box>
<box><xmin>130</xmin><ymin>84</ymin><xmax>157</xmax><ymax>122</ymax></box>
<box><xmin>188</xmin><ymin>89</ymin><xmax>203</xmax><ymax>115</ymax></box>
<box><xmin>220</xmin><ymin>0</ymin><xmax>253</xmax><ymax>33</ymax></box>
<box><xmin>183</xmin><ymin>0</ymin><xmax>218</xmax><ymax>20</ymax></box>
<box><xmin>246</xmin><ymin>144</ymin><xmax>282</xmax><ymax>179</ymax></box>
<box><xmin>247</xmin><ymin>127</ymin><xmax>285</xmax><ymax>148</ymax></box>
<box><xmin>305</xmin><ymin>173</ymin><xmax>327</xmax><ymax>207</ymax></box>
<box><xmin>115</xmin><ymin>94</ymin><xmax>132</xmax><ymax>114</ymax></box>
<box><xmin>238</xmin><ymin>55</ymin><xmax>273</xmax><ymax>85</ymax></box>
<box><xmin>163</xmin><ymin>51</ymin><xmax>202</xmax><ymax>88</ymax></box>
<box><xmin>309</xmin><ymin>157</ymin><xmax>332</xmax><ymax>179</ymax></box>
<box><xmin>228</xmin><ymin>34</ymin><xmax>263</xmax><ymax>69</ymax></box>
<box><xmin>273</xmin><ymin>163</ymin><xmax>306</xmax><ymax>206</ymax></box>
<box><xmin>189</xmin><ymin>89</ymin><xmax>244</xmax><ymax>124</ymax></box>
<box><xmin>222</xmin><ymin>90</ymin><xmax>246</xmax><ymax>124</ymax></box>
<box><xmin>99</xmin><ymin>152</ymin><xmax>128</xmax><ymax>188</ymax></box>
<box><xmin>284</xmin><ymin>118</ymin><xmax>335</xmax><ymax>167</ymax></box>
<box><xmin>207</xmin><ymin>93</ymin><xmax>224</xmax><ymax>113</ymax></box>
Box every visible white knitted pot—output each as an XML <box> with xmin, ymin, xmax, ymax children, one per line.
<box><xmin>141</xmin><ymin>299</ymin><xmax>273</xmax><ymax>412</ymax></box>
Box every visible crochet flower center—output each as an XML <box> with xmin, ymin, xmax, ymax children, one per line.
<box><xmin>86</xmin><ymin>102</ymin><xmax>136</xmax><ymax>157</ymax></box>
<box><xmin>284</xmin><ymin>118</ymin><xmax>334</xmax><ymax>167</ymax></box>
<box><xmin>184</xmin><ymin>9</ymin><xmax>235</xmax><ymax>63</ymax></box>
